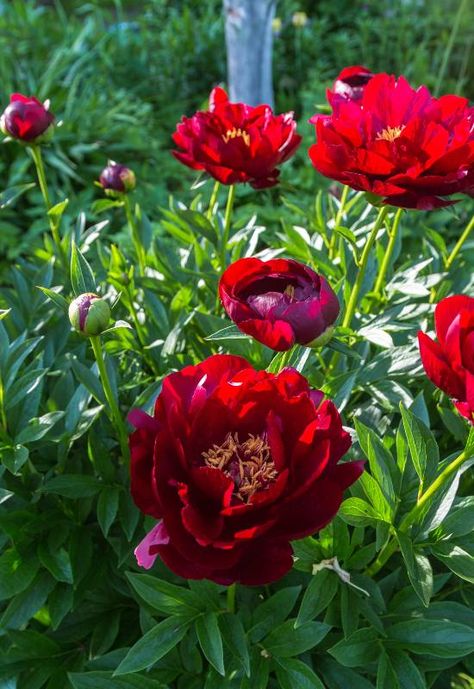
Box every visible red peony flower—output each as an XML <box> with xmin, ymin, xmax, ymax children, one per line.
<box><xmin>309</xmin><ymin>73</ymin><xmax>474</xmax><ymax>209</ymax></box>
<box><xmin>418</xmin><ymin>295</ymin><xmax>474</xmax><ymax>424</ymax></box>
<box><xmin>0</xmin><ymin>93</ymin><xmax>54</xmax><ymax>143</ymax></box>
<box><xmin>129</xmin><ymin>354</ymin><xmax>362</xmax><ymax>585</ymax></box>
<box><xmin>219</xmin><ymin>257</ymin><xmax>339</xmax><ymax>351</ymax></box>
<box><xmin>331</xmin><ymin>65</ymin><xmax>373</xmax><ymax>101</ymax></box>
<box><xmin>172</xmin><ymin>87</ymin><xmax>301</xmax><ymax>189</ymax></box>
<box><xmin>99</xmin><ymin>161</ymin><xmax>136</xmax><ymax>194</ymax></box>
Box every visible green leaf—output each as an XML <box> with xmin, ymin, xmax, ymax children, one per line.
<box><xmin>114</xmin><ymin>616</ymin><xmax>193</xmax><ymax>675</ymax></box>
<box><xmin>97</xmin><ymin>486</ymin><xmax>120</xmax><ymax>537</ymax></box>
<box><xmin>126</xmin><ymin>572</ymin><xmax>200</xmax><ymax>615</ymax></box>
<box><xmin>5</xmin><ymin>369</ymin><xmax>46</xmax><ymax>409</ymax></box>
<box><xmin>396</xmin><ymin>532</ymin><xmax>433</xmax><ymax>606</ymax></box>
<box><xmin>15</xmin><ymin>411</ymin><xmax>64</xmax><ymax>443</ymax></box>
<box><xmin>0</xmin><ymin>183</ymin><xmax>36</xmax><ymax>209</ymax></box>
<box><xmin>328</xmin><ymin>628</ymin><xmax>380</xmax><ymax>668</ymax></box>
<box><xmin>70</xmin><ymin>671</ymin><xmax>164</xmax><ymax>689</ymax></box>
<box><xmin>249</xmin><ymin>586</ymin><xmax>301</xmax><ymax>642</ymax></box>
<box><xmin>70</xmin><ymin>241</ymin><xmax>96</xmax><ymax>296</ymax></box>
<box><xmin>388</xmin><ymin>650</ymin><xmax>425</xmax><ymax>689</ymax></box>
<box><xmin>48</xmin><ymin>198</ymin><xmax>69</xmax><ymax>218</ymax></box>
<box><xmin>296</xmin><ymin>569</ymin><xmax>339</xmax><ymax>627</ymax></box>
<box><xmin>319</xmin><ymin>658</ymin><xmax>376</xmax><ymax>689</ymax></box>
<box><xmin>432</xmin><ymin>543</ymin><xmax>474</xmax><ymax>583</ymax></box>
<box><xmin>38</xmin><ymin>543</ymin><xmax>73</xmax><ymax>584</ymax></box>
<box><xmin>40</xmin><ymin>474</ymin><xmax>102</xmax><ymax>498</ymax></box>
<box><xmin>388</xmin><ymin>619</ymin><xmax>474</xmax><ymax>657</ymax></box>
<box><xmin>376</xmin><ymin>651</ymin><xmax>399</xmax><ymax>689</ymax></box>
<box><xmin>195</xmin><ymin>612</ymin><xmax>225</xmax><ymax>676</ymax></box>
<box><xmin>219</xmin><ymin>613</ymin><xmax>250</xmax><ymax>677</ymax></box>
<box><xmin>0</xmin><ymin>551</ymin><xmax>39</xmax><ymax>601</ymax></box>
<box><xmin>275</xmin><ymin>658</ymin><xmax>325</xmax><ymax>689</ymax></box>
<box><xmin>206</xmin><ymin>324</ymin><xmax>249</xmax><ymax>341</ymax></box>
<box><xmin>263</xmin><ymin>620</ymin><xmax>330</xmax><ymax>657</ymax></box>
<box><xmin>241</xmin><ymin>650</ymin><xmax>270</xmax><ymax>689</ymax></box>
<box><xmin>339</xmin><ymin>497</ymin><xmax>385</xmax><ymax>527</ymax></box>
<box><xmin>400</xmin><ymin>403</ymin><xmax>438</xmax><ymax>487</ymax></box>
<box><xmin>69</xmin><ymin>356</ymin><xmax>106</xmax><ymax>406</ymax></box>
<box><xmin>0</xmin><ymin>571</ymin><xmax>55</xmax><ymax>629</ymax></box>
<box><xmin>37</xmin><ymin>286</ymin><xmax>69</xmax><ymax>313</ymax></box>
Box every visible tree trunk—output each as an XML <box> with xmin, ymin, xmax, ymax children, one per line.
<box><xmin>223</xmin><ymin>0</ymin><xmax>276</xmax><ymax>108</ymax></box>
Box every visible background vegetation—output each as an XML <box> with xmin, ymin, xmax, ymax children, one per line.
<box><xmin>0</xmin><ymin>1</ymin><xmax>473</xmax><ymax>688</ymax></box>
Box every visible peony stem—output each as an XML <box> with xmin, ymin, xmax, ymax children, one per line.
<box><xmin>329</xmin><ymin>184</ymin><xmax>349</xmax><ymax>259</ymax></box>
<box><xmin>30</xmin><ymin>145</ymin><xmax>67</xmax><ymax>269</ymax></box>
<box><xmin>445</xmin><ymin>214</ymin><xmax>474</xmax><ymax>269</ymax></box>
<box><xmin>366</xmin><ymin>440</ymin><xmax>474</xmax><ymax>578</ymax></box>
<box><xmin>207</xmin><ymin>180</ymin><xmax>220</xmax><ymax>220</ymax></box>
<box><xmin>220</xmin><ymin>184</ymin><xmax>236</xmax><ymax>269</ymax></box>
<box><xmin>226</xmin><ymin>583</ymin><xmax>237</xmax><ymax>614</ymax></box>
<box><xmin>123</xmin><ymin>195</ymin><xmax>146</xmax><ymax>276</ymax></box>
<box><xmin>341</xmin><ymin>205</ymin><xmax>389</xmax><ymax>330</ymax></box>
<box><xmin>373</xmin><ymin>208</ymin><xmax>403</xmax><ymax>298</ymax></box>
<box><xmin>90</xmin><ymin>335</ymin><xmax>130</xmax><ymax>463</ymax></box>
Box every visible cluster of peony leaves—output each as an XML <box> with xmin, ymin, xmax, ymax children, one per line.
<box><xmin>1</xmin><ymin>67</ymin><xmax>474</xmax><ymax>592</ymax></box>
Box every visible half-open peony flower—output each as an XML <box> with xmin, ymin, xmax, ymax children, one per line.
<box><xmin>331</xmin><ymin>65</ymin><xmax>373</xmax><ymax>101</ymax></box>
<box><xmin>172</xmin><ymin>87</ymin><xmax>301</xmax><ymax>189</ymax></box>
<box><xmin>418</xmin><ymin>295</ymin><xmax>474</xmax><ymax>424</ymax></box>
<box><xmin>219</xmin><ymin>257</ymin><xmax>339</xmax><ymax>351</ymax></box>
<box><xmin>0</xmin><ymin>94</ymin><xmax>54</xmax><ymax>143</ymax></box>
<box><xmin>309</xmin><ymin>72</ymin><xmax>474</xmax><ymax>209</ymax></box>
<box><xmin>129</xmin><ymin>354</ymin><xmax>362</xmax><ymax>585</ymax></box>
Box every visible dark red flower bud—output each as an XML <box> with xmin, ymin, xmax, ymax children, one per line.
<box><xmin>0</xmin><ymin>93</ymin><xmax>54</xmax><ymax>143</ymax></box>
<box><xmin>219</xmin><ymin>257</ymin><xmax>339</xmax><ymax>351</ymax></box>
<box><xmin>331</xmin><ymin>65</ymin><xmax>373</xmax><ymax>101</ymax></box>
<box><xmin>69</xmin><ymin>293</ymin><xmax>111</xmax><ymax>337</ymax></box>
<box><xmin>418</xmin><ymin>295</ymin><xmax>474</xmax><ymax>424</ymax></box>
<box><xmin>309</xmin><ymin>72</ymin><xmax>474</xmax><ymax>209</ymax></box>
<box><xmin>99</xmin><ymin>161</ymin><xmax>136</xmax><ymax>195</ymax></box>
<box><xmin>129</xmin><ymin>354</ymin><xmax>363</xmax><ymax>584</ymax></box>
<box><xmin>172</xmin><ymin>87</ymin><xmax>301</xmax><ymax>189</ymax></box>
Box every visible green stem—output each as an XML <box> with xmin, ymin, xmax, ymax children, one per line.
<box><xmin>124</xmin><ymin>195</ymin><xmax>146</xmax><ymax>276</ymax></box>
<box><xmin>366</xmin><ymin>445</ymin><xmax>473</xmax><ymax>577</ymax></box>
<box><xmin>90</xmin><ymin>335</ymin><xmax>130</xmax><ymax>463</ymax></box>
<box><xmin>226</xmin><ymin>583</ymin><xmax>236</xmax><ymax>614</ymax></box>
<box><xmin>329</xmin><ymin>184</ymin><xmax>349</xmax><ymax>259</ymax></box>
<box><xmin>373</xmin><ymin>208</ymin><xmax>403</xmax><ymax>297</ymax></box>
<box><xmin>220</xmin><ymin>184</ymin><xmax>236</xmax><ymax>269</ymax></box>
<box><xmin>341</xmin><ymin>205</ymin><xmax>389</xmax><ymax>330</ymax></box>
<box><xmin>207</xmin><ymin>180</ymin><xmax>220</xmax><ymax>221</ymax></box>
<box><xmin>30</xmin><ymin>145</ymin><xmax>66</xmax><ymax>268</ymax></box>
<box><xmin>445</xmin><ymin>215</ymin><xmax>474</xmax><ymax>269</ymax></box>
<box><xmin>434</xmin><ymin>0</ymin><xmax>469</xmax><ymax>96</ymax></box>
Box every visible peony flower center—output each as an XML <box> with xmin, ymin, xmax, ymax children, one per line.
<box><xmin>376</xmin><ymin>125</ymin><xmax>406</xmax><ymax>143</ymax></box>
<box><xmin>222</xmin><ymin>127</ymin><xmax>250</xmax><ymax>146</ymax></box>
<box><xmin>202</xmin><ymin>432</ymin><xmax>277</xmax><ymax>502</ymax></box>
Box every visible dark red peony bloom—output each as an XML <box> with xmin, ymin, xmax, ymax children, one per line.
<box><xmin>331</xmin><ymin>65</ymin><xmax>373</xmax><ymax>101</ymax></box>
<box><xmin>99</xmin><ymin>161</ymin><xmax>136</xmax><ymax>194</ymax></box>
<box><xmin>0</xmin><ymin>93</ymin><xmax>54</xmax><ymax>143</ymax></box>
<box><xmin>129</xmin><ymin>354</ymin><xmax>362</xmax><ymax>585</ymax></box>
<box><xmin>219</xmin><ymin>258</ymin><xmax>339</xmax><ymax>351</ymax></box>
<box><xmin>418</xmin><ymin>295</ymin><xmax>474</xmax><ymax>424</ymax></box>
<box><xmin>309</xmin><ymin>73</ymin><xmax>474</xmax><ymax>209</ymax></box>
<box><xmin>172</xmin><ymin>87</ymin><xmax>301</xmax><ymax>189</ymax></box>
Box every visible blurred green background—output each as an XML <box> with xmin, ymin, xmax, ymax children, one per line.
<box><xmin>0</xmin><ymin>0</ymin><xmax>472</xmax><ymax>260</ymax></box>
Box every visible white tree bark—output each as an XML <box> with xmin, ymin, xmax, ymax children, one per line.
<box><xmin>223</xmin><ymin>0</ymin><xmax>276</xmax><ymax>108</ymax></box>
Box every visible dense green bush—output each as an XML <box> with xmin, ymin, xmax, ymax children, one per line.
<box><xmin>0</xmin><ymin>2</ymin><xmax>473</xmax><ymax>689</ymax></box>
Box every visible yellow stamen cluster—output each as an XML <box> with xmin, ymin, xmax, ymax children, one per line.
<box><xmin>222</xmin><ymin>127</ymin><xmax>250</xmax><ymax>146</ymax></box>
<box><xmin>376</xmin><ymin>125</ymin><xmax>406</xmax><ymax>143</ymax></box>
<box><xmin>202</xmin><ymin>432</ymin><xmax>277</xmax><ymax>502</ymax></box>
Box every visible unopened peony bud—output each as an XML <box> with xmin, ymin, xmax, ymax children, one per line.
<box><xmin>99</xmin><ymin>161</ymin><xmax>136</xmax><ymax>196</ymax></box>
<box><xmin>0</xmin><ymin>94</ymin><xmax>55</xmax><ymax>144</ymax></box>
<box><xmin>69</xmin><ymin>293</ymin><xmax>111</xmax><ymax>337</ymax></box>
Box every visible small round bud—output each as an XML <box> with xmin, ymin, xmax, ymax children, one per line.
<box><xmin>0</xmin><ymin>93</ymin><xmax>55</xmax><ymax>144</ymax></box>
<box><xmin>292</xmin><ymin>11</ymin><xmax>308</xmax><ymax>27</ymax></box>
<box><xmin>99</xmin><ymin>161</ymin><xmax>136</xmax><ymax>197</ymax></box>
<box><xmin>69</xmin><ymin>293</ymin><xmax>111</xmax><ymax>337</ymax></box>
